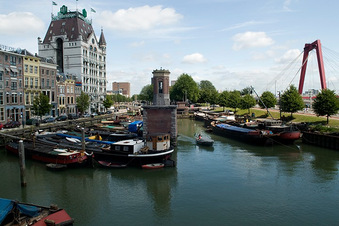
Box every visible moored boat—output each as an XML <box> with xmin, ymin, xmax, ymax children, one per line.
<box><xmin>5</xmin><ymin>141</ymin><xmax>89</xmax><ymax>167</ymax></box>
<box><xmin>195</xmin><ymin>133</ymin><xmax>214</xmax><ymax>146</ymax></box>
<box><xmin>0</xmin><ymin>198</ymin><xmax>73</xmax><ymax>225</ymax></box>
<box><xmin>94</xmin><ymin>133</ymin><xmax>175</xmax><ymax>167</ymax></box>
<box><xmin>212</xmin><ymin>122</ymin><xmax>272</xmax><ymax>145</ymax></box>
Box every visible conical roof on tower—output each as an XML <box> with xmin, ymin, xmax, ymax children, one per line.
<box><xmin>99</xmin><ymin>28</ymin><xmax>106</xmax><ymax>47</ymax></box>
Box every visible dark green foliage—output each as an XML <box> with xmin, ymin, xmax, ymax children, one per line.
<box><xmin>103</xmin><ymin>95</ymin><xmax>114</xmax><ymax>110</ymax></box>
<box><xmin>259</xmin><ymin>91</ymin><xmax>277</xmax><ymax>109</ymax></box>
<box><xmin>32</xmin><ymin>93</ymin><xmax>52</xmax><ymax>118</ymax></box>
<box><xmin>240</xmin><ymin>94</ymin><xmax>256</xmax><ymax>113</ymax></box>
<box><xmin>217</xmin><ymin>91</ymin><xmax>230</xmax><ymax>111</ymax></box>
<box><xmin>138</xmin><ymin>84</ymin><xmax>153</xmax><ymax>102</ymax></box>
<box><xmin>313</xmin><ymin>89</ymin><xmax>339</xmax><ymax>124</ymax></box>
<box><xmin>198</xmin><ymin>80</ymin><xmax>219</xmax><ymax>104</ymax></box>
<box><xmin>170</xmin><ymin>73</ymin><xmax>199</xmax><ymax>102</ymax></box>
<box><xmin>227</xmin><ymin>90</ymin><xmax>241</xmax><ymax>112</ymax></box>
<box><xmin>76</xmin><ymin>92</ymin><xmax>90</xmax><ymax>114</ymax></box>
<box><xmin>280</xmin><ymin>85</ymin><xmax>304</xmax><ymax>117</ymax></box>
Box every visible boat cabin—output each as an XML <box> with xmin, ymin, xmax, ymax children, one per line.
<box><xmin>111</xmin><ymin>139</ymin><xmax>145</xmax><ymax>154</ymax></box>
<box><xmin>146</xmin><ymin>133</ymin><xmax>170</xmax><ymax>151</ymax></box>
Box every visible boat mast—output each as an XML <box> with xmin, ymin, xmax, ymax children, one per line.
<box><xmin>250</xmin><ymin>86</ymin><xmax>274</xmax><ymax>120</ymax></box>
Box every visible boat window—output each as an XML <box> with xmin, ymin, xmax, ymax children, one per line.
<box><xmin>123</xmin><ymin>146</ymin><xmax>129</xmax><ymax>152</ymax></box>
<box><xmin>158</xmin><ymin>136</ymin><xmax>163</xmax><ymax>141</ymax></box>
<box><xmin>115</xmin><ymin>146</ymin><xmax>120</xmax><ymax>151</ymax></box>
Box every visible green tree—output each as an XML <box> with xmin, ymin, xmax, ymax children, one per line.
<box><xmin>76</xmin><ymin>92</ymin><xmax>90</xmax><ymax>114</ymax></box>
<box><xmin>227</xmin><ymin>90</ymin><xmax>241</xmax><ymax>113</ymax></box>
<box><xmin>313</xmin><ymin>89</ymin><xmax>339</xmax><ymax>124</ymax></box>
<box><xmin>170</xmin><ymin>73</ymin><xmax>199</xmax><ymax>103</ymax></box>
<box><xmin>240</xmin><ymin>94</ymin><xmax>256</xmax><ymax>113</ymax></box>
<box><xmin>138</xmin><ymin>84</ymin><xmax>153</xmax><ymax>103</ymax></box>
<box><xmin>103</xmin><ymin>95</ymin><xmax>114</xmax><ymax>110</ymax></box>
<box><xmin>280</xmin><ymin>85</ymin><xmax>304</xmax><ymax>117</ymax></box>
<box><xmin>217</xmin><ymin>91</ymin><xmax>230</xmax><ymax>111</ymax></box>
<box><xmin>32</xmin><ymin>93</ymin><xmax>52</xmax><ymax>119</ymax></box>
<box><xmin>259</xmin><ymin>91</ymin><xmax>277</xmax><ymax>109</ymax></box>
<box><xmin>241</xmin><ymin>87</ymin><xmax>253</xmax><ymax>95</ymax></box>
<box><xmin>198</xmin><ymin>80</ymin><xmax>218</xmax><ymax>105</ymax></box>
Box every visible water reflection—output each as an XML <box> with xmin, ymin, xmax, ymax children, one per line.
<box><xmin>177</xmin><ymin>118</ymin><xmax>339</xmax><ymax>184</ymax></box>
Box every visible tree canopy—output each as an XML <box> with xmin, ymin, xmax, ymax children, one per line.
<box><xmin>217</xmin><ymin>91</ymin><xmax>230</xmax><ymax>111</ymax></box>
<box><xmin>138</xmin><ymin>84</ymin><xmax>153</xmax><ymax>103</ymax></box>
<box><xmin>76</xmin><ymin>91</ymin><xmax>90</xmax><ymax>114</ymax></box>
<box><xmin>103</xmin><ymin>95</ymin><xmax>114</xmax><ymax>110</ymax></box>
<box><xmin>280</xmin><ymin>85</ymin><xmax>304</xmax><ymax>117</ymax></box>
<box><xmin>240</xmin><ymin>94</ymin><xmax>256</xmax><ymax>113</ymax></box>
<box><xmin>170</xmin><ymin>73</ymin><xmax>199</xmax><ymax>103</ymax></box>
<box><xmin>198</xmin><ymin>80</ymin><xmax>219</xmax><ymax>105</ymax></box>
<box><xmin>313</xmin><ymin>89</ymin><xmax>339</xmax><ymax>124</ymax></box>
<box><xmin>227</xmin><ymin>90</ymin><xmax>241</xmax><ymax>112</ymax></box>
<box><xmin>32</xmin><ymin>93</ymin><xmax>52</xmax><ymax>119</ymax></box>
<box><xmin>259</xmin><ymin>91</ymin><xmax>277</xmax><ymax>109</ymax></box>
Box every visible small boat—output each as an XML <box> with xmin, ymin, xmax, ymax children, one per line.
<box><xmin>142</xmin><ymin>163</ymin><xmax>165</xmax><ymax>169</ymax></box>
<box><xmin>0</xmin><ymin>198</ymin><xmax>74</xmax><ymax>225</ymax></box>
<box><xmin>195</xmin><ymin>133</ymin><xmax>214</xmax><ymax>146</ymax></box>
<box><xmin>97</xmin><ymin>160</ymin><xmax>127</xmax><ymax>168</ymax></box>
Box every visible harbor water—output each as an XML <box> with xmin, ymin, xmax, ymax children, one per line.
<box><xmin>1</xmin><ymin>118</ymin><xmax>339</xmax><ymax>225</ymax></box>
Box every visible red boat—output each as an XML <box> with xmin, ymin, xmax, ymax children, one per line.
<box><xmin>0</xmin><ymin>198</ymin><xmax>74</xmax><ymax>225</ymax></box>
<box><xmin>5</xmin><ymin>141</ymin><xmax>88</xmax><ymax>167</ymax></box>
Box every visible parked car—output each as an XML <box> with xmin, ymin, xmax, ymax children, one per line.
<box><xmin>68</xmin><ymin>113</ymin><xmax>79</xmax><ymax>120</ymax></box>
<box><xmin>0</xmin><ymin>123</ymin><xmax>3</xmax><ymax>130</ymax></box>
<box><xmin>26</xmin><ymin>118</ymin><xmax>40</xmax><ymax>126</ymax></box>
<box><xmin>42</xmin><ymin>117</ymin><xmax>55</xmax><ymax>123</ymax></box>
<box><xmin>83</xmin><ymin>113</ymin><xmax>91</xmax><ymax>117</ymax></box>
<box><xmin>91</xmin><ymin>112</ymin><xmax>98</xmax><ymax>117</ymax></box>
<box><xmin>106</xmin><ymin>110</ymin><xmax>112</xmax><ymax>114</ymax></box>
<box><xmin>4</xmin><ymin>121</ymin><xmax>21</xmax><ymax>128</ymax></box>
<box><xmin>56</xmin><ymin>115</ymin><xmax>68</xmax><ymax>121</ymax></box>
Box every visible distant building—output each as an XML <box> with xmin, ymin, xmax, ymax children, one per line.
<box><xmin>112</xmin><ymin>82</ymin><xmax>130</xmax><ymax>97</ymax></box>
<box><xmin>38</xmin><ymin>5</ymin><xmax>107</xmax><ymax>113</ymax></box>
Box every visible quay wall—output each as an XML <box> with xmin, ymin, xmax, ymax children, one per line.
<box><xmin>302</xmin><ymin>132</ymin><xmax>339</xmax><ymax>150</ymax></box>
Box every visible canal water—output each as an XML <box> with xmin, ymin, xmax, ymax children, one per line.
<box><xmin>1</xmin><ymin>119</ymin><xmax>339</xmax><ymax>225</ymax></box>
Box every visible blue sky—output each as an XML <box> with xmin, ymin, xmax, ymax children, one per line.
<box><xmin>1</xmin><ymin>0</ymin><xmax>339</xmax><ymax>95</ymax></box>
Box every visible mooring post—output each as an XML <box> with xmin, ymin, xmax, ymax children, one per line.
<box><xmin>18</xmin><ymin>140</ymin><xmax>27</xmax><ymax>187</ymax></box>
<box><xmin>81</xmin><ymin>127</ymin><xmax>85</xmax><ymax>152</ymax></box>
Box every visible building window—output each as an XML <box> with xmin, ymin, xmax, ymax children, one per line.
<box><xmin>35</xmin><ymin>78</ymin><xmax>38</xmax><ymax>88</ymax></box>
<box><xmin>25</xmin><ymin>78</ymin><xmax>28</xmax><ymax>87</ymax></box>
<box><xmin>24</xmin><ymin>65</ymin><xmax>28</xmax><ymax>73</ymax></box>
<box><xmin>10</xmin><ymin>56</ymin><xmax>16</xmax><ymax>66</ymax></box>
<box><xmin>11</xmin><ymin>82</ymin><xmax>17</xmax><ymax>90</ymax></box>
<box><xmin>34</xmin><ymin>66</ymin><xmax>38</xmax><ymax>74</ymax></box>
<box><xmin>0</xmin><ymin>71</ymin><xmax>3</xmax><ymax>81</ymax></box>
<box><xmin>0</xmin><ymin>92</ymin><xmax>3</xmax><ymax>104</ymax></box>
<box><xmin>47</xmin><ymin>79</ymin><xmax>50</xmax><ymax>87</ymax></box>
<box><xmin>159</xmin><ymin>81</ymin><xmax>163</xmax><ymax>93</ymax></box>
<box><xmin>41</xmin><ymin>78</ymin><xmax>45</xmax><ymax>88</ymax></box>
<box><xmin>11</xmin><ymin>94</ymin><xmax>17</xmax><ymax>103</ymax></box>
<box><xmin>29</xmin><ymin>65</ymin><xmax>33</xmax><ymax>73</ymax></box>
<box><xmin>46</xmin><ymin>70</ymin><xmax>49</xmax><ymax>75</ymax></box>
<box><xmin>41</xmin><ymin>69</ymin><xmax>44</xmax><ymax>75</ymax></box>
<box><xmin>19</xmin><ymin>80</ymin><xmax>22</xmax><ymax>88</ymax></box>
<box><xmin>30</xmin><ymin>78</ymin><xmax>33</xmax><ymax>88</ymax></box>
<box><xmin>0</xmin><ymin>108</ymin><xmax>4</xmax><ymax>121</ymax></box>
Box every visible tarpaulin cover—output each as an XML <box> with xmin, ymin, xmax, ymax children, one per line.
<box><xmin>0</xmin><ymin>198</ymin><xmax>13</xmax><ymax>224</ymax></box>
<box><xmin>128</xmin><ymin>121</ymin><xmax>143</xmax><ymax>133</ymax></box>
<box><xmin>0</xmin><ymin>198</ymin><xmax>41</xmax><ymax>224</ymax></box>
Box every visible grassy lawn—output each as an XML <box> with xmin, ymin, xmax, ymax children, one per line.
<box><xmin>214</xmin><ymin>107</ymin><xmax>339</xmax><ymax>127</ymax></box>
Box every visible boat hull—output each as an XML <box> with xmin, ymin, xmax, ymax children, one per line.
<box><xmin>212</xmin><ymin>123</ymin><xmax>271</xmax><ymax>145</ymax></box>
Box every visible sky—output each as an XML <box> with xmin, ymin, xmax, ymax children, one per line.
<box><xmin>1</xmin><ymin>0</ymin><xmax>339</xmax><ymax>96</ymax></box>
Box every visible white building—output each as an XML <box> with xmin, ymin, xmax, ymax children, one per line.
<box><xmin>38</xmin><ymin>5</ymin><xmax>107</xmax><ymax>113</ymax></box>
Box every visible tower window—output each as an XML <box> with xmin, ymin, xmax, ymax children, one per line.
<box><xmin>159</xmin><ymin>81</ymin><xmax>163</xmax><ymax>94</ymax></box>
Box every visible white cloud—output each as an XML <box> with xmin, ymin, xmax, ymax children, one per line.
<box><xmin>182</xmin><ymin>53</ymin><xmax>207</xmax><ymax>64</ymax></box>
<box><xmin>0</xmin><ymin>12</ymin><xmax>44</xmax><ymax>35</ymax></box>
<box><xmin>97</xmin><ymin>5</ymin><xmax>183</xmax><ymax>32</ymax></box>
<box><xmin>232</xmin><ymin>31</ymin><xmax>274</xmax><ymax>50</ymax></box>
<box><xmin>275</xmin><ymin>49</ymin><xmax>301</xmax><ymax>64</ymax></box>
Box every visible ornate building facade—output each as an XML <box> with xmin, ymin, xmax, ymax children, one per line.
<box><xmin>38</xmin><ymin>5</ymin><xmax>107</xmax><ymax>113</ymax></box>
